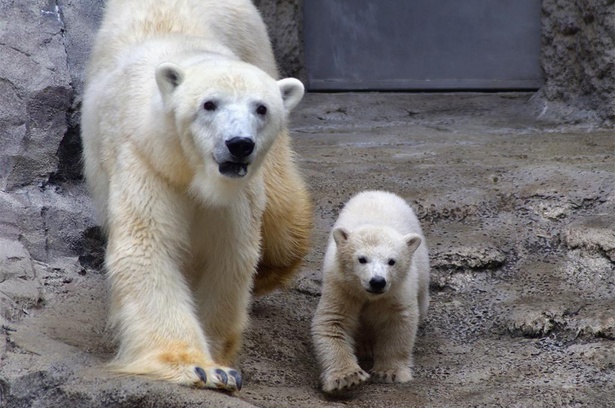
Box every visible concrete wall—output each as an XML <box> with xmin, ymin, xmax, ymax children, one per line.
<box><xmin>257</xmin><ymin>0</ymin><xmax>614</xmax><ymax>125</ymax></box>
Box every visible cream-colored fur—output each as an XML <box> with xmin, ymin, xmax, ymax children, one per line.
<box><xmin>312</xmin><ymin>191</ymin><xmax>430</xmax><ymax>393</ymax></box>
<box><xmin>81</xmin><ymin>0</ymin><xmax>312</xmax><ymax>392</ymax></box>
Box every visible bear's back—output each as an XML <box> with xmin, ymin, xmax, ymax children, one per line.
<box><xmin>90</xmin><ymin>0</ymin><xmax>278</xmax><ymax>81</ymax></box>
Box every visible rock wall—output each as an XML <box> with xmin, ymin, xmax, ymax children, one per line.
<box><xmin>533</xmin><ymin>0</ymin><xmax>615</xmax><ymax>126</ymax></box>
<box><xmin>253</xmin><ymin>0</ymin><xmax>306</xmax><ymax>81</ymax></box>
<box><xmin>0</xmin><ymin>0</ymin><xmax>72</xmax><ymax>191</ymax></box>
<box><xmin>0</xmin><ymin>0</ymin><xmax>103</xmax><ymax>252</ymax></box>
<box><xmin>0</xmin><ymin>0</ymin><xmax>102</xmax><ymax>330</ymax></box>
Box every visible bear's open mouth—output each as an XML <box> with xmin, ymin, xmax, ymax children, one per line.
<box><xmin>218</xmin><ymin>162</ymin><xmax>249</xmax><ymax>178</ymax></box>
<box><xmin>366</xmin><ymin>288</ymin><xmax>386</xmax><ymax>295</ymax></box>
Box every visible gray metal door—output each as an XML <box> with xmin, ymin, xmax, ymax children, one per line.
<box><xmin>303</xmin><ymin>0</ymin><xmax>543</xmax><ymax>91</ymax></box>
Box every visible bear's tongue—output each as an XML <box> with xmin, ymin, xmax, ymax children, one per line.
<box><xmin>219</xmin><ymin>162</ymin><xmax>248</xmax><ymax>178</ymax></box>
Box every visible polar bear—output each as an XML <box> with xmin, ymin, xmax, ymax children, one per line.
<box><xmin>81</xmin><ymin>0</ymin><xmax>312</xmax><ymax>392</ymax></box>
<box><xmin>311</xmin><ymin>190</ymin><xmax>430</xmax><ymax>393</ymax></box>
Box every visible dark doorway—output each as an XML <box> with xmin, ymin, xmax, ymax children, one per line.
<box><xmin>304</xmin><ymin>0</ymin><xmax>543</xmax><ymax>91</ymax></box>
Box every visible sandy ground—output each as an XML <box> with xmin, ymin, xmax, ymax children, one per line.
<box><xmin>1</xmin><ymin>93</ymin><xmax>614</xmax><ymax>407</ymax></box>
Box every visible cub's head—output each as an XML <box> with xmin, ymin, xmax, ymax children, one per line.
<box><xmin>155</xmin><ymin>58</ymin><xmax>303</xmax><ymax>200</ymax></box>
<box><xmin>332</xmin><ymin>225</ymin><xmax>421</xmax><ymax>297</ymax></box>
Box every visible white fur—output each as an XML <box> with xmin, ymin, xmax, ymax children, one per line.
<box><xmin>81</xmin><ymin>0</ymin><xmax>304</xmax><ymax>391</ymax></box>
<box><xmin>312</xmin><ymin>190</ymin><xmax>430</xmax><ymax>393</ymax></box>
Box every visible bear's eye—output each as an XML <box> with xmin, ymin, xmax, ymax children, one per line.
<box><xmin>358</xmin><ymin>256</ymin><xmax>367</xmax><ymax>264</ymax></box>
<box><xmin>256</xmin><ymin>104</ymin><xmax>267</xmax><ymax>116</ymax></box>
<box><xmin>388</xmin><ymin>259</ymin><xmax>396</xmax><ymax>266</ymax></box>
<box><xmin>203</xmin><ymin>101</ymin><xmax>217</xmax><ymax>111</ymax></box>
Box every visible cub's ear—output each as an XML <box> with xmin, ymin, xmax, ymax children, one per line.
<box><xmin>404</xmin><ymin>233</ymin><xmax>422</xmax><ymax>254</ymax></box>
<box><xmin>277</xmin><ymin>78</ymin><xmax>304</xmax><ymax>112</ymax></box>
<box><xmin>156</xmin><ymin>62</ymin><xmax>185</xmax><ymax>99</ymax></box>
<box><xmin>332</xmin><ymin>227</ymin><xmax>350</xmax><ymax>247</ymax></box>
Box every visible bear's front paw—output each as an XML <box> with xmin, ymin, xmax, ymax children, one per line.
<box><xmin>370</xmin><ymin>367</ymin><xmax>413</xmax><ymax>383</ymax></box>
<box><xmin>195</xmin><ymin>365</ymin><xmax>243</xmax><ymax>392</ymax></box>
<box><xmin>322</xmin><ymin>368</ymin><xmax>370</xmax><ymax>393</ymax></box>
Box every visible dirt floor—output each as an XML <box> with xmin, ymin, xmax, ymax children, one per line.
<box><xmin>1</xmin><ymin>92</ymin><xmax>614</xmax><ymax>407</ymax></box>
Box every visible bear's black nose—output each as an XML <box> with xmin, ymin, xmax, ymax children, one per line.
<box><xmin>226</xmin><ymin>137</ymin><xmax>255</xmax><ymax>159</ymax></box>
<box><xmin>368</xmin><ymin>276</ymin><xmax>387</xmax><ymax>293</ymax></box>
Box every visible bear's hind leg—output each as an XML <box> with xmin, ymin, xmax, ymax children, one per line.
<box><xmin>254</xmin><ymin>132</ymin><xmax>313</xmax><ymax>295</ymax></box>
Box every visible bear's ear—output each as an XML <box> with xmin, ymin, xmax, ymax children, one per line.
<box><xmin>277</xmin><ymin>78</ymin><xmax>304</xmax><ymax>112</ymax></box>
<box><xmin>404</xmin><ymin>233</ymin><xmax>422</xmax><ymax>254</ymax></box>
<box><xmin>332</xmin><ymin>227</ymin><xmax>350</xmax><ymax>246</ymax></box>
<box><xmin>156</xmin><ymin>62</ymin><xmax>185</xmax><ymax>99</ymax></box>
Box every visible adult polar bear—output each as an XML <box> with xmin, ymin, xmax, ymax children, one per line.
<box><xmin>81</xmin><ymin>0</ymin><xmax>312</xmax><ymax>392</ymax></box>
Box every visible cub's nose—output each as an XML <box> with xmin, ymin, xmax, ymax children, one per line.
<box><xmin>368</xmin><ymin>276</ymin><xmax>387</xmax><ymax>293</ymax></box>
<box><xmin>226</xmin><ymin>137</ymin><xmax>255</xmax><ymax>159</ymax></box>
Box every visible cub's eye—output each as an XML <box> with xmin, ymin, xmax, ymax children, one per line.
<box><xmin>256</xmin><ymin>104</ymin><xmax>267</xmax><ymax>116</ymax></box>
<box><xmin>358</xmin><ymin>256</ymin><xmax>367</xmax><ymax>264</ymax></box>
<box><xmin>203</xmin><ymin>101</ymin><xmax>217</xmax><ymax>111</ymax></box>
<box><xmin>388</xmin><ymin>259</ymin><xmax>396</xmax><ymax>266</ymax></box>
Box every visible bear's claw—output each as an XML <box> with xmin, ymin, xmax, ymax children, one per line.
<box><xmin>229</xmin><ymin>369</ymin><xmax>243</xmax><ymax>391</ymax></box>
<box><xmin>195</xmin><ymin>367</ymin><xmax>207</xmax><ymax>384</ymax></box>
<box><xmin>215</xmin><ymin>368</ymin><xmax>228</xmax><ymax>386</ymax></box>
<box><xmin>194</xmin><ymin>366</ymin><xmax>242</xmax><ymax>392</ymax></box>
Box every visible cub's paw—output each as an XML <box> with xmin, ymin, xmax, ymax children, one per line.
<box><xmin>322</xmin><ymin>368</ymin><xmax>370</xmax><ymax>393</ymax></box>
<box><xmin>370</xmin><ymin>367</ymin><xmax>413</xmax><ymax>383</ymax></box>
<box><xmin>194</xmin><ymin>365</ymin><xmax>243</xmax><ymax>392</ymax></box>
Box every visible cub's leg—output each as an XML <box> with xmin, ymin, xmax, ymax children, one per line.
<box><xmin>105</xmin><ymin>156</ymin><xmax>240</xmax><ymax>392</ymax></box>
<box><xmin>364</xmin><ymin>302</ymin><xmax>418</xmax><ymax>383</ymax></box>
<box><xmin>254</xmin><ymin>131</ymin><xmax>313</xmax><ymax>295</ymax></box>
<box><xmin>311</xmin><ymin>293</ymin><xmax>370</xmax><ymax>393</ymax></box>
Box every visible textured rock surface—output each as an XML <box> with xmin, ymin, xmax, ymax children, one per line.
<box><xmin>0</xmin><ymin>0</ymin><xmax>72</xmax><ymax>191</ymax></box>
<box><xmin>533</xmin><ymin>0</ymin><xmax>615</xmax><ymax>126</ymax></box>
<box><xmin>253</xmin><ymin>0</ymin><xmax>305</xmax><ymax>80</ymax></box>
<box><xmin>0</xmin><ymin>0</ymin><xmax>613</xmax><ymax>407</ymax></box>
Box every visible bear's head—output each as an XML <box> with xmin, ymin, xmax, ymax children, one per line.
<box><xmin>154</xmin><ymin>57</ymin><xmax>304</xmax><ymax>202</ymax></box>
<box><xmin>332</xmin><ymin>225</ymin><xmax>421</xmax><ymax>297</ymax></box>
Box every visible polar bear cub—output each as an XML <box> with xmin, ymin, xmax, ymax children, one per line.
<box><xmin>312</xmin><ymin>190</ymin><xmax>430</xmax><ymax>393</ymax></box>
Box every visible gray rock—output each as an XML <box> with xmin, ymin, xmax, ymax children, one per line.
<box><xmin>533</xmin><ymin>0</ymin><xmax>615</xmax><ymax>126</ymax></box>
<box><xmin>0</xmin><ymin>239</ymin><xmax>37</xmax><ymax>282</ymax></box>
<box><xmin>0</xmin><ymin>0</ymin><xmax>73</xmax><ymax>191</ymax></box>
<box><xmin>562</xmin><ymin>214</ymin><xmax>615</xmax><ymax>261</ymax></box>
<box><xmin>506</xmin><ymin>299</ymin><xmax>615</xmax><ymax>340</ymax></box>
<box><xmin>432</xmin><ymin>246</ymin><xmax>507</xmax><ymax>270</ymax></box>
<box><xmin>0</xmin><ymin>185</ymin><xmax>96</xmax><ymax>263</ymax></box>
<box><xmin>0</xmin><ymin>239</ymin><xmax>42</xmax><ymax>323</ymax></box>
<box><xmin>253</xmin><ymin>0</ymin><xmax>305</xmax><ymax>80</ymax></box>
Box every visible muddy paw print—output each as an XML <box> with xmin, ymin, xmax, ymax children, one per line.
<box><xmin>322</xmin><ymin>368</ymin><xmax>370</xmax><ymax>393</ymax></box>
